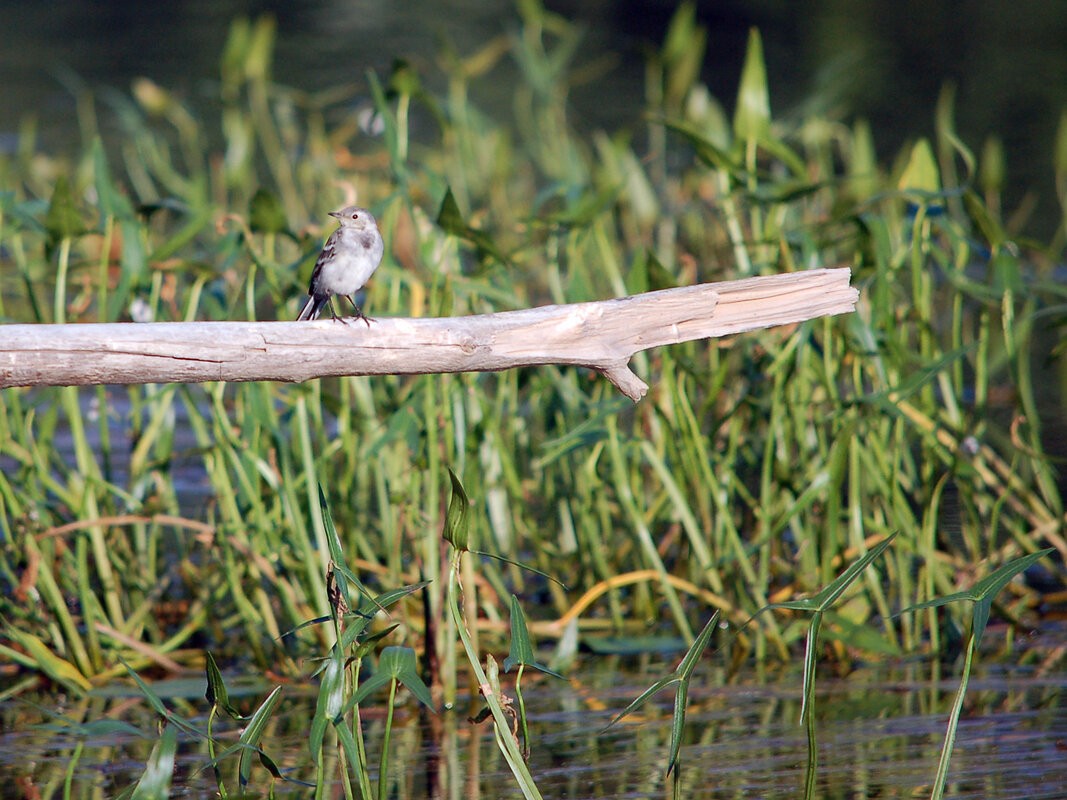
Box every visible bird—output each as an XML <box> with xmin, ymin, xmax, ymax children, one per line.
<box><xmin>297</xmin><ymin>206</ymin><xmax>384</xmax><ymax>324</ymax></box>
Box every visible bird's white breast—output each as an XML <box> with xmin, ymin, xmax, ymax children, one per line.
<box><xmin>316</xmin><ymin>227</ymin><xmax>384</xmax><ymax>295</ymax></box>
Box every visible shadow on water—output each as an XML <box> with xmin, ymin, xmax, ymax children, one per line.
<box><xmin>3</xmin><ymin>623</ymin><xmax>1065</xmax><ymax>799</ymax></box>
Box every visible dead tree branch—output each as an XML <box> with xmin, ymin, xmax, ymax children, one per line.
<box><xmin>0</xmin><ymin>268</ymin><xmax>858</xmax><ymax>401</ymax></box>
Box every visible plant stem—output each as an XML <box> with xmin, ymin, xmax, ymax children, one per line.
<box><xmin>447</xmin><ymin>550</ymin><xmax>544</xmax><ymax>800</ymax></box>
<box><xmin>930</xmin><ymin>632</ymin><xmax>975</xmax><ymax>800</ymax></box>
<box><xmin>378</xmin><ymin>678</ymin><xmax>398</xmax><ymax>800</ymax></box>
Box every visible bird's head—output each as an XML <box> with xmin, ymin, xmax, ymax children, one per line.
<box><xmin>329</xmin><ymin>206</ymin><xmax>376</xmax><ymax>230</ymax></box>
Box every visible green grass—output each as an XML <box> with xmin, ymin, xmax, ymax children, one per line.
<box><xmin>1</xmin><ymin>3</ymin><xmax>1066</xmax><ymax>797</ymax></box>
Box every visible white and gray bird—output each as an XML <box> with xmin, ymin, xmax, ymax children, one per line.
<box><xmin>297</xmin><ymin>206</ymin><xmax>384</xmax><ymax>324</ymax></box>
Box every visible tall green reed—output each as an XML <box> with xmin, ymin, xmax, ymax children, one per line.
<box><xmin>0</xmin><ymin>0</ymin><xmax>1060</xmax><ymax>705</ymax></box>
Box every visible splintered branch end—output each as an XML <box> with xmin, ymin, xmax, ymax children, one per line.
<box><xmin>599</xmin><ymin>361</ymin><xmax>648</xmax><ymax>402</ymax></box>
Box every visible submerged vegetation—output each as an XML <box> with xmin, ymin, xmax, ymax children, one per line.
<box><xmin>1</xmin><ymin>2</ymin><xmax>1066</xmax><ymax>797</ymax></box>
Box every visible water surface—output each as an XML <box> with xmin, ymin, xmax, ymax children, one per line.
<box><xmin>4</xmin><ymin>629</ymin><xmax>1065</xmax><ymax>798</ymax></box>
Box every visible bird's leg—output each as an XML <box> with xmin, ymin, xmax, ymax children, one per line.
<box><xmin>344</xmin><ymin>295</ymin><xmax>373</xmax><ymax>327</ymax></box>
<box><xmin>327</xmin><ymin>297</ymin><xmax>349</xmax><ymax>325</ymax></box>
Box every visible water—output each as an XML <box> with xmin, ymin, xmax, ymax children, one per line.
<box><xmin>4</xmin><ymin>629</ymin><xmax>1066</xmax><ymax>798</ymax></box>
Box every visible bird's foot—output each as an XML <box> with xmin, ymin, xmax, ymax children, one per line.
<box><xmin>326</xmin><ymin>299</ymin><xmax>351</xmax><ymax>325</ymax></box>
<box><xmin>343</xmin><ymin>296</ymin><xmax>373</xmax><ymax>327</ymax></box>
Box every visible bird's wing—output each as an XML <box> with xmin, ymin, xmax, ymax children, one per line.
<box><xmin>308</xmin><ymin>229</ymin><xmax>341</xmax><ymax>290</ymax></box>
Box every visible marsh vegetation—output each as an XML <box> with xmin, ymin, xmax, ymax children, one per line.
<box><xmin>2</xmin><ymin>4</ymin><xmax>1066</xmax><ymax>798</ymax></box>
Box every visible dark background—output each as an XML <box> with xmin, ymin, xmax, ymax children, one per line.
<box><xmin>2</xmin><ymin>0</ymin><xmax>1066</xmax><ymax>235</ymax></box>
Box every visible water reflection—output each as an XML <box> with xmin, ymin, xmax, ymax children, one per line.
<box><xmin>3</xmin><ymin>645</ymin><xmax>1065</xmax><ymax>798</ymax></box>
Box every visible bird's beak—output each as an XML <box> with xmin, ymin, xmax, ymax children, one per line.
<box><xmin>328</xmin><ymin>211</ymin><xmax>341</xmax><ymax>219</ymax></box>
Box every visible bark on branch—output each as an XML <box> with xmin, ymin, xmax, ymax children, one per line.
<box><xmin>0</xmin><ymin>268</ymin><xmax>858</xmax><ymax>401</ymax></box>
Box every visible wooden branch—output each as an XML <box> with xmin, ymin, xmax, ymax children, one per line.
<box><xmin>0</xmin><ymin>268</ymin><xmax>858</xmax><ymax>401</ymax></box>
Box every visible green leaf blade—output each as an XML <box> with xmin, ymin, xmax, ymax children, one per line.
<box><xmin>444</xmin><ymin>468</ymin><xmax>472</xmax><ymax>551</ymax></box>
<box><xmin>238</xmin><ymin>685</ymin><xmax>283</xmax><ymax>786</ymax></box>
<box><xmin>733</xmin><ymin>28</ymin><xmax>770</xmax><ymax>142</ymax></box>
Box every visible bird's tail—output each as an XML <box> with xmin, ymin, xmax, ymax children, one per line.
<box><xmin>297</xmin><ymin>295</ymin><xmax>326</xmax><ymax>321</ymax></box>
